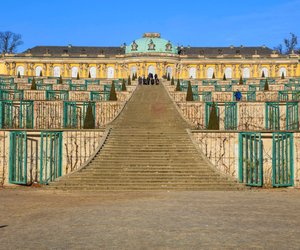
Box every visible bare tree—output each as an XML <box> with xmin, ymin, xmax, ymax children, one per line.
<box><xmin>0</xmin><ymin>31</ymin><xmax>23</xmax><ymax>54</ymax></box>
<box><xmin>274</xmin><ymin>33</ymin><xmax>298</xmax><ymax>54</ymax></box>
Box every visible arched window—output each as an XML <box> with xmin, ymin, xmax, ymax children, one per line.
<box><xmin>130</xmin><ymin>66</ymin><xmax>137</xmax><ymax>78</ymax></box>
<box><xmin>72</xmin><ymin>67</ymin><xmax>78</xmax><ymax>78</ymax></box>
<box><xmin>279</xmin><ymin>67</ymin><xmax>287</xmax><ymax>77</ymax></box>
<box><xmin>166</xmin><ymin>66</ymin><xmax>172</xmax><ymax>78</ymax></box>
<box><xmin>107</xmin><ymin>67</ymin><xmax>114</xmax><ymax>78</ymax></box>
<box><xmin>261</xmin><ymin>67</ymin><xmax>269</xmax><ymax>77</ymax></box>
<box><xmin>89</xmin><ymin>67</ymin><xmax>96</xmax><ymax>78</ymax></box>
<box><xmin>35</xmin><ymin>66</ymin><xmax>42</xmax><ymax>76</ymax></box>
<box><xmin>53</xmin><ymin>66</ymin><xmax>60</xmax><ymax>77</ymax></box>
<box><xmin>189</xmin><ymin>67</ymin><xmax>196</xmax><ymax>79</ymax></box>
<box><xmin>225</xmin><ymin>67</ymin><xmax>232</xmax><ymax>79</ymax></box>
<box><xmin>207</xmin><ymin>67</ymin><xmax>214</xmax><ymax>78</ymax></box>
<box><xmin>17</xmin><ymin>66</ymin><xmax>24</xmax><ymax>76</ymax></box>
<box><xmin>243</xmin><ymin>67</ymin><xmax>250</xmax><ymax>78</ymax></box>
<box><xmin>148</xmin><ymin>65</ymin><xmax>155</xmax><ymax>75</ymax></box>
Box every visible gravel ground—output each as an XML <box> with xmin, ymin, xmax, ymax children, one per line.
<box><xmin>0</xmin><ymin>188</ymin><xmax>300</xmax><ymax>249</ymax></box>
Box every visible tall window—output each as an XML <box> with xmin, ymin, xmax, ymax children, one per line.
<box><xmin>130</xmin><ymin>67</ymin><xmax>137</xmax><ymax>78</ymax></box>
<box><xmin>35</xmin><ymin>66</ymin><xmax>42</xmax><ymax>76</ymax></box>
<box><xmin>89</xmin><ymin>67</ymin><xmax>96</xmax><ymax>78</ymax></box>
<box><xmin>72</xmin><ymin>67</ymin><xmax>78</xmax><ymax>78</ymax></box>
<box><xmin>166</xmin><ymin>66</ymin><xmax>172</xmax><ymax>78</ymax></box>
<box><xmin>261</xmin><ymin>67</ymin><xmax>269</xmax><ymax>77</ymax></box>
<box><xmin>148</xmin><ymin>65</ymin><xmax>155</xmax><ymax>75</ymax></box>
<box><xmin>107</xmin><ymin>67</ymin><xmax>114</xmax><ymax>78</ymax></box>
<box><xmin>279</xmin><ymin>67</ymin><xmax>287</xmax><ymax>77</ymax></box>
<box><xmin>243</xmin><ymin>67</ymin><xmax>250</xmax><ymax>78</ymax></box>
<box><xmin>207</xmin><ymin>67</ymin><xmax>214</xmax><ymax>78</ymax></box>
<box><xmin>53</xmin><ymin>66</ymin><xmax>60</xmax><ymax>77</ymax></box>
<box><xmin>225</xmin><ymin>67</ymin><xmax>232</xmax><ymax>78</ymax></box>
<box><xmin>189</xmin><ymin>67</ymin><xmax>196</xmax><ymax>79</ymax></box>
<box><xmin>17</xmin><ymin>66</ymin><xmax>24</xmax><ymax>76</ymax></box>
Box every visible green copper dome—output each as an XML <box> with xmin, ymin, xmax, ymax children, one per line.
<box><xmin>125</xmin><ymin>33</ymin><xmax>177</xmax><ymax>54</ymax></box>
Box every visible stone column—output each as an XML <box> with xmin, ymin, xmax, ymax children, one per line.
<box><xmin>49</xmin><ymin>63</ymin><xmax>53</xmax><ymax>77</ymax></box>
<box><xmin>96</xmin><ymin>64</ymin><xmax>101</xmax><ymax>78</ymax></box>
<box><xmin>24</xmin><ymin>63</ymin><xmax>28</xmax><ymax>76</ymax></box>
<box><xmin>43</xmin><ymin>63</ymin><xmax>47</xmax><ymax>76</ymax></box>
<box><xmin>202</xmin><ymin>64</ymin><xmax>206</xmax><ymax>79</ymax></box>
<box><xmin>11</xmin><ymin>62</ymin><xmax>16</xmax><ymax>76</ymax></box>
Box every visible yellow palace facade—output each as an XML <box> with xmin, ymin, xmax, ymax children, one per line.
<box><xmin>0</xmin><ymin>32</ymin><xmax>299</xmax><ymax>79</ymax></box>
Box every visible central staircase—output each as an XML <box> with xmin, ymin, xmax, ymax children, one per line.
<box><xmin>49</xmin><ymin>84</ymin><xmax>242</xmax><ymax>191</ymax></box>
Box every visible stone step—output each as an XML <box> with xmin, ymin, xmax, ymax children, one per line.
<box><xmin>49</xmin><ymin>184</ymin><xmax>240</xmax><ymax>191</ymax></box>
<box><xmin>50</xmin><ymin>84</ymin><xmax>242</xmax><ymax>191</ymax></box>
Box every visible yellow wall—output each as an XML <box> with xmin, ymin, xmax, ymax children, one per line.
<box><xmin>1</xmin><ymin>58</ymin><xmax>299</xmax><ymax>79</ymax></box>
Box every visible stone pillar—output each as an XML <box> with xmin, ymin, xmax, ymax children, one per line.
<box><xmin>102</xmin><ymin>64</ymin><xmax>107</xmax><ymax>78</ymax></box>
<box><xmin>11</xmin><ymin>62</ymin><xmax>16</xmax><ymax>76</ymax></box>
<box><xmin>43</xmin><ymin>63</ymin><xmax>47</xmax><ymax>76</ymax></box>
<box><xmin>156</xmin><ymin>63</ymin><xmax>161</xmax><ymax>77</ymax></box>
<box><xmin>196</xmin><ymin>65</ymin><xmax>201</xmax><ymax>79</ymax></box>
<box><xmin>96</xmin><ymin>64</ymin><xmax>101</xmax><ymax>78</ymax></box>
<box><xmin>202</xmin><ymin>64</ymin><xmax>206</xmax><ymax>79</ymax></box>
<box><xmin>24</xmin><ymin>63</ymin><xmax>28</xmax><ymax>76</ymax></box>
<box><xmin>49</xmin><ymin>63</ymin><xmax>53</xmax><ymax>77</ymax></box>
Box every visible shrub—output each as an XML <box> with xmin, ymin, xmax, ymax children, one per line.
<box><xmin>261</xmin><ymin>71</ymin><xmax>265</xmax><ymax>78</ymax></box>
<box><xmin>281</xmin><ymin>72</ymin><xmax>285</xmax><ymax>79</ymax></box>
<box><xmin>186</xmin><ymin>81</ymin><xmax>194</xmax><ymax>101</ymax></box>
<box><xmin>264</xmin><ymin>79</ymin><xmax>269</xmax><ymax>91</ymax></box>
<box><xmin>122</xmin><ymin>78</ymin><xmax>127</xmax><ymax>91</ymax></box>
<box><xmin>175</xmin><ymin>79</ymin><xmax>181</xmax><ymax>91</ymax></box>
<box><xmin>17</xmin><ymin>71</ymin><xmax>21</xmax><ymax>78</ymax></box>
<box><xmin>207</xmin><ymin>102</ymin><xmax>219</xmax><ymax>130</ymax></box>
<box><xmin>212</xmin><ymin>72</ymin><xmax>215</xmax><ymax>79</ymax></box>
<box><xmin>171</xmin><ymin>77</ymin><xmax>175</xmax><ymax>85</ymax></box>
<box><xmin>167</xmin><ymin>73</ymin><xmax>170</xmax><ymax>81</ymax></box>
<box><xmin>128</xmin><ymin>75</ymin><xmax>131</xmax><ymax>85</ymax></box>
<box><xmin>88</xmin><ymin>71</ymin><xmax>91</xmax><ymax>78</ymax></box>
<box><xmin>83</xmin><ymin>102</ymin><xmax>95</xmax><ymax>129</ymax></box>
<box><xmin>223</xmin><ymin>73</ymin><xmax>226</xmax><ymax>81</ymax></box>
<box><xmin>30</xmin><ymin>77</ymin><xmax>37</xmax><ymax>90</ymax></box>
<box><xmin>39</xmin><ymin>71</ymin><xmax>43</xmax><ymax>77</ymax></box>
<box><xmin>77</xmin><ymin>72</ymin><xmax>80</xmax><ymax>80</ymax></box>
<box><xmin>109</xmin><ymin>82</ymin><xmax>117</xmax><ymax>101</ymax></box>
<box><xmin>239</xmin><ymin>76</ymin><xmax>243</xmax><ymax>85</ymax></box>
<box><xmin>59</xmin><ymin>75</ymin><xmax>63</xmax><ymax>84</ymax></box>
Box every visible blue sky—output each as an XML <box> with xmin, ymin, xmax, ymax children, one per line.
<box><xmin>2</xmin><ymin>0</ymin><xmax>300</xmax><ymax>52</ymax></box>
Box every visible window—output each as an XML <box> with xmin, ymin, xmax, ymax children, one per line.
<box><xmin>166</xmin><ymin>66</ymin><xmax>172</xmax><ymax>78</ymax></box>
<box><xmin>107</xmin><ymin>67</ymin><xmax>114</xmax><ymax>78</ymax></box>
<box><xmin>35</xmin><ymin>66</ymin><xmax>42</xmax><ymax>76</ymax></box>
<box><xmin>189</xmin><ymin>67</ymin><xmax>196</xmax><ymax>79</ymax></box>
<box><xmin>89</xmin><ymin>67</ymin><xmax>96</xmax><ymax>78</ymax></box>
<box><xmin>261</xmin><ymin>67</ymin><xmax>269</xmax><ymax>77</ymax></box>
<box><xmin>17</xmin><ymin>66</ymin><xmax>24</xmax><ymax>76</ymax></box>
<box><xmin>243</xmin><ymin>67</ymin><xmax>250</xmax><ymax>78</ymax></box>
<box><xmin>53</xmin><ymin>66</ymin><xmax>60</xmax><ymax>77</ymax></box>
<box><xmin>71</xmin><ymin>67</ymin><xmax>78</xmax><ymax>78</ymax></box>
<box><xmin>130</xmin><ymin>67</ymin><xmax>137</xmax><ymax>78</ymax></box>
<box><xmin>225</xmin><ymin>67</ymin><xmax>232</xmax><ymax>79</ymax></box>
<box><xmin>279</xmin><ymin>67</ymin><xmax>287</xmax><ymax>77</ymax></box>
<box><xmin>148</xmin><ymin>65</ymin><xmax>155</xmax><ymax>75</ymax></box>
<box><xmin>207</xmin><ymin>67</ymin><xmax>214</xmax><ymax>78</ymax></box>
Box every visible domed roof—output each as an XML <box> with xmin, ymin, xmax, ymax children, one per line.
<box><xmin>125</xmin><ymin>33</ymin><xmax>177</xmax><ymax>54</ymax></box>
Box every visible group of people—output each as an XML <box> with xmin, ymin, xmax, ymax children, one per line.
<box><xmin>138</xmin><ymin>73</ymin><xmax>160</xmax><ymax>85</ymax></box>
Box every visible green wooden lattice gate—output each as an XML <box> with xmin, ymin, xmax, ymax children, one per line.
<box><xmin>40</xmin><ymin>132</ymin><xmax>63</xmax><ymax>184</ymax></box>
<box><xmin>9</xmin><ymin>131</ymin><xmax>27</xmax><ymax>184</ymax></box>
<box><xmin>239</xmin><ymin>133</ymin><xmax>263</xmax><ymax>186</ymax></box>
<box><xmin>272</xmin><ymin>133</ymin><xmax>294</xmax><ymax>187</ymax></box>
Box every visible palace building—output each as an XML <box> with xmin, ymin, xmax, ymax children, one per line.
<box><xmin>1</xmin><ymin>32</ymin><xmax>299</xmax><ymax>79</ymax></box>
<box><xmin>1</xmin><ymin>32</ymin><xmax>300</xmax><ymax>190</ymax></box>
